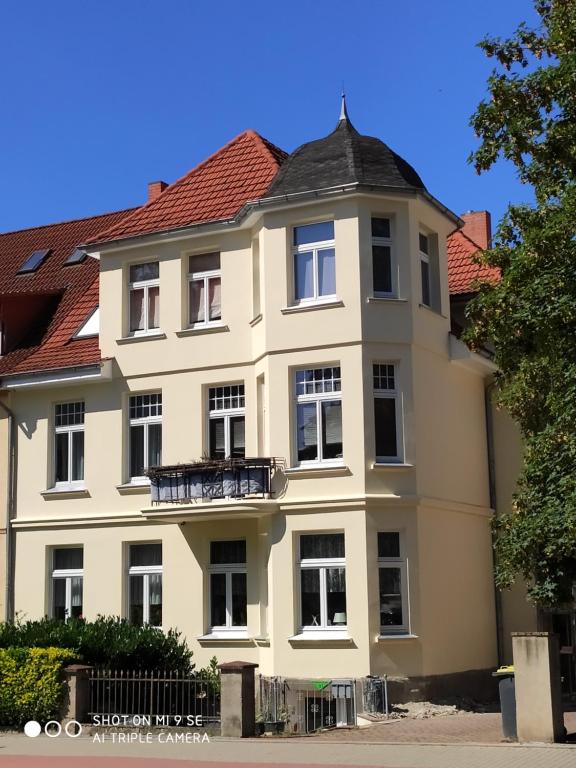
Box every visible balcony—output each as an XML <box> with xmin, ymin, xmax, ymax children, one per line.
<box><xmin>146</xmin><ymin>457</ymin><xmax>279</xmax><ymax>505</ymax></box>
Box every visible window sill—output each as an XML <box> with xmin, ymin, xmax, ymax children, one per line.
<box><xmin>418</xmin><ymin>303</ymin><xmax>447</xmax><ymax>319</ymax></box>
<box><xmin>367</xmin><ymin>296</ymin><xmax>408</xmax><ymax>304</ymax></box>
<box><xmin>197</xmin><ymin>632</ymin><xmax>254</xmax><ymax>644</ymax></box>
<box><xmin>176</xmin><ymin>323</ymin><xmax>229</xmax><ymax>337</ymax></box>
<box><xmin>116</xmin><ymin>332</ymin><xmax>166</xmax><ymax>345</ymax></box>
<box><xmin>249</xmin><ymin>314</ymin><xmax>263</xmax><ymax>327</ymax></box>
<box><xmin>41</xmin><ymin>486</ymin><xmax>90</xmax><ymax>500</ymax></box>
<box><xmin>116</xmin><ymin>481</ymin><xmax>151</xmax><ymax>495</ymax></box>
<box><xmin>372</xmin><ymin>462</ymin><xmax>414</xmax><ymax>471</ymax></box>
<box><xmin>284</xmin><ymin>465</ymin><xmax>350</xmax><ymax>479</ymax></box>
<box><xmin>281</xmin><ymin>298</ymin><xmax>344</xmax><ymax>315</ymax></box>
<box><xmin>377</xmin><ymin>634</ymin><xmax>419</xmax><ymax>641</ymax></box>
<box><xmin>288</xmin><ymin>631</ymin><xmax>354</xmax><ymax>646</ymax></box>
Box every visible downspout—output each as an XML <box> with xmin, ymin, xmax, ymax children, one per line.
<box><xmin>485</xmin><ymin>382</ymin><xmax>504</xmax><ymax>664</ymax></box>
<box><xmin>0</xmin><ymin>398</ymin><xmax>16</xmax><ymax>621</ymax></box>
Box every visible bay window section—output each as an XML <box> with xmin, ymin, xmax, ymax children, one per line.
<box><xmin>51</xmin><ymin>547</ymin><xmax>83</xmax><ymax>620</ymax></box>
<box><xmin>208</xmin><ymin>384</ymin><xmax>245</xmax><ymax>459</ymax></box>
<box><xmin>295</xmin><ymin>367</ymin><xmax>342</xmax><ymax>465</ymax></box>
<box><xmin>128</xmin><ymin>543</ymin><xmax>162</xmax><ymax>627</ymax></box>
<box><xmin>299</xmin><ymin>533</ymin><xmax>346</xmax><ymax>630</ymax></box>
<box><xmin>129</xmin><ymin>393</ymin><xmax>162</xmax><ymax>481</ymax></box>
<box><xmin>208</xmin><ymin>540</ymin><xmax>247</xmax><ymax>634</ymax></box>
<box><xmin>293</xmin><ymin>221</ymin><xmax>336</xmax><ymax>303</ymax></box>
<box><xmin>188</xmin><ymin>252</ymin><xmax>221</xmax><ymax>326</ymax></box>
<box><xmin>373</xmin><ymin>363</ymin><xmax>401</xmax><ymax>462</ymax></box>
<box><xmin>54</xmin><ymin>401</ymin><xmax>85</xmax><ymax>487</ymax></box>
<box><xmin>371</xmin><ymin>217</ymin><xmax>394</xmax><ymax>296</ymax></box>
<box><xmin>378</xmin><ymin>532</ymin><xmax>408</xmax><ymax>634</ymax></box>
<box><xmin>129</xmin><ymin>262</ymin><xmax>159</xmax><ymax>335</ymax></box>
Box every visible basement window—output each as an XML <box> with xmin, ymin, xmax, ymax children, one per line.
<box><xmin>17</xmin><ymin>249</ymin><xmax>51</xmax><ymax>274</ymax></box>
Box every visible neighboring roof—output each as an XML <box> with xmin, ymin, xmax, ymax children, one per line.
<box><xmin>88</xmin><ymin>130</ymin><xmax>287</xmax><ymax>246</ymax></box>
<box><xmin>265</xmin><ymin>104</ymin><xmax>426</xmax><ymax>199</ymax></box>
<box><xmin>0</xmin><ymin>208</ymin><xmax>135</xmax><ymax>376</ymax></box>
<box><xmin>447</xmin><ymin>229</ymin><xmax>500</xmax><ymax>295</ymax></box>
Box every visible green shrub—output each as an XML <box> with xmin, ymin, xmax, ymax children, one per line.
<box><xmin>0</xmin><ymin>647</ymin><xmax>76</xmax><ymax>727</ymax></box>
<box><xmin>0</xmin><ymin>616</ymin><xmax>193</xmax><ymax>672</ymax></box>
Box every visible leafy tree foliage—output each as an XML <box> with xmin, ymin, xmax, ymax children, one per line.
<box><xmin>465</xmin><ymin>0</ymin><xmax>576</xmax><ymax>605</ymax></box>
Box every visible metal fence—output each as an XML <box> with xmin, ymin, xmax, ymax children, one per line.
<box><xmin>88</xmin><ymin>669</ymin><xmax>220</xmax><ymax>724</ymax></box>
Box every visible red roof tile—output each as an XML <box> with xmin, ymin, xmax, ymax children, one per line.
<box><xmin>447</xmin><ymin>229</ymin><xmax>500</xmax><ymax>295</ymax></box>
<box><xmin>0</xmin><ymin>208</ymin><xmax>135</xmax><ymax>376</ymax></box>
<box><xmin>88</xmin><ymin>131</ymin><xmax>287</xmax><ymax>245</ymax></box>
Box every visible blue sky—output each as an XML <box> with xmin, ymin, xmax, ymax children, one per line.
<box><xmin>0</xmin><ymin>0</ymin><xmax>537</xmax><ymax>232</ymax></box>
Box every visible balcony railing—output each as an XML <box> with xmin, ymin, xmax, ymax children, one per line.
<box><xmin>146</xmin><ymin>457</ymin><xmax>278</xmax><ymax>504</ymax></box>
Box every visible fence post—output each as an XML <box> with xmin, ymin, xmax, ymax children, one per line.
<box><xmin>218</xmin><ymin>661</ymin><xmax>258</xmax><ymax>737</ymax></box>
<box><xmin>61</xmin><ymin>664</ymin><xmax>93</xmax><ymax>725</ymax></box>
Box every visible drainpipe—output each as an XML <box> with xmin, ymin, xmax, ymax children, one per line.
<box><xmin>485</xmin><ymin>382</ymin><xmax>504</xmax><ymax>664</ymax></box>
<box><xmin>0</xmin><ymin>398</ymin><xmax>16</xmax><ymax>621</ymax></box>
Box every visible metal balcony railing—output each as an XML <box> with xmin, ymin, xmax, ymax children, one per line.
<box><xmin>146</xmin><ymin>457</ymin><xmax>278</xmax><ymax>504</ymax></box>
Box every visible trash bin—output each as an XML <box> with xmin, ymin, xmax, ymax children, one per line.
<box><xmin>493</xmin><ymin>666</ymin><xmax>517</xmax><ymax>741</ymax></box>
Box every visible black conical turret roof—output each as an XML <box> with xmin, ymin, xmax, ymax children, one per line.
<box><xmin>265</xmin><ymin>98</ymin><xmax>426</xmax><ymax>197</ymax></box>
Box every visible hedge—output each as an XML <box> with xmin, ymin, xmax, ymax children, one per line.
<box><xmin>0</xmin><ymin>616</ymin><xmax>193</xmax><ymax>672</ymax></box>
<box><xmin>0</xmin><ymin>647</ymin><xmax>76</xmax><ymax>727</ymax></box>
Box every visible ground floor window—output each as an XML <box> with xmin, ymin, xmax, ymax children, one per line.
<box><xmin>299</xmin><ymin>533</ymin><xmax>346</xmax><ymax>629</ymax></box>
<box><xmin>128</xmin><ymin>543</ymin><xmax>162</xmax><ymax>626</ymax></box>
<box><xmin>378</xmin><ymin>532</ymin><xmax>408</xmax><ymax>634</ymax></box>
<box><xmin>51</xmin><ymin>547</ymin><xmax>83</xmax><ymax>620</ymax></box>
<box><xmin>209</xmin><ymin>539</ymin><xmax>247</xmax><ymax>631</ymax></box>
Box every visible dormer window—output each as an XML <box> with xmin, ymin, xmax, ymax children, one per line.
<box><xmin>17</xmin><ymin>249</ymin><xmax>51</xmax><ymax>274</ymax></box>
<box><xmin>293</xmin><ymin>221</ymin><xmax>335</xmax><ymax>303</ymax></box>
<box><xmin>129</xmin><ymin>262</ymin><xmax>159</xmax><ymax>335</ymax></box>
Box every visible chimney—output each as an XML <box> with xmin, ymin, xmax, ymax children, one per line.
<box><xmin>461</xmin><ymin>211</ymin><xmax>492</xmax><ymax>250</ymax></box>
<box><xmin>147</xmin><ymin>180</ymin><xmax>168</xmax><ymax>202</ymax></box>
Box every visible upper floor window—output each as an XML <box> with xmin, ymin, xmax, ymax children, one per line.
<box><xmin>371</xmin><ymin>217</ymin><xmax>393</xmax><ymax>296</ymax></box>
<box><xmin>129</xmin><ymin>393</ymin><xmax>162</xmax><ymax>481</ymax></box>
<box><xmin>54</xmin><ymin>401</ymin><xmax>85</xmax><ymax>486</ymax></box>
<box><xmin>208</xmin><ymin>385</ymin><xmax>245</xmax><ymax>459</ymax></box>
<box><xmin>188</xmin><ymin>253</ymin><xmax>221</xmax><ymax>326</ymax></box>
<box><xmin>293</xmin><ymin>221</ymin><xmax>335</xmax><ymax>303</ymax></box>
<box><xmin>373</xmin><ymin>364</ymin><xmax>401</xmax><ymax>462</ymax></box>
<box><xmin>129</xmin><ymin>262</ymin><xmax>159</xmax><ymax>335</ymax></box>
<box><xmin>378</xmin><ymin>532</ymin><xmax>408</xmax><ymax>634</ymax></box>
<box><xmin>128</xmin><ymin>543</ymin><xmax>162</xmax><ymax>627</ymax></box>
<box><xmin>299</xmin><ymin>533</ymin><xmax>346</xmax><ymax>630</ymax></box>
<box><xmin>209</xmin><ymin>539</ymin><xmax>247</xmax><ymax>632</ymax></box>
<box><xmin>419</xmin><ymin>234</ymin><xmax>431</xmax><ymax>307</ymax></box>
<box><xmin>295</xmin><ymin>367</ymin><xmax>342</xmax><ymax>465</ymax></box>
<box><xmin>51</xmin><ymin>547</ymin><xmax>83</xmax><ymax>621</ymax></box>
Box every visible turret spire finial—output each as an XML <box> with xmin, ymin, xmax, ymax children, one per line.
<box><xmin>339</xmin><ymin>90</ymin><xmax>348</xmax><ymax>122</ymax></box>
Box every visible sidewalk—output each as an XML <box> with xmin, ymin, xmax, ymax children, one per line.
<box><xmin>1</xmin><ymin>731</ymin><xmax>575</xmax><ymax>768</ymax></box>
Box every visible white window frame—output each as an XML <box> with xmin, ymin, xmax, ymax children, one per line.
<box><xmin>294</xmin><ymin>367</ymin><xmax>343</xmax><ymax>467</ymax></box>
<box><xmin>127</xmin><ymin>545</ymin><xmax>163</xmax><ymax>627</ymax></box>
<box><xmin>419</xmin><ymin>233</ymin><xmax>431</xmax><ymax>307</ymax></box>
<box><xmin>371</xmin><ymin>217</ymin><xmax>395</xmax><ymax>298</ymax></box>
<box><xmin>51</xmin><ymin>547</ymin><xmax>83</xmax><ymax>621</ymax></box>
<box><xmin>208</xmin><ymin>540</ymin><xmax>247</xmax><ymax>634</ymax></box>
<box><xmin>128</xmin><ymin>393</ymin><xmax>162</xmax><ymax>483</ymax></box>
<box><xmin>292</xmin><ymin>222</ymin><xmax>336</xmax><ymax>305</ymax></box>
<box><xmin>373</xmin><ymin>363</ymin><xmax>402</xmax><ymax>463</ymax></box>
<box><xmin>298</xmin><ymin>534</ymin><xmax>347</xmax><ymax>632</ymax></box>
<box><xmin>378</xmin><ymin>531</ymin><xmax>409</xmax><ymax>635</ymax></box>
<box><xmin>207</xmin><ymin>384</ymin><xmax>245</xmax><ymax>459</ymax></box>
<box><xmin>128</xmin><ymin>262</ymin><xmax>160</xmax><ymax>336</ymax></box>
<box><xmin>188</xmin><ymin>254</ymin><xmax>221</xmax><ymax>328</ymax></box>
<box><xmin>54</xmin><ymin>401</ymin><xmax>85</xmax><ymax>488</ymax></box>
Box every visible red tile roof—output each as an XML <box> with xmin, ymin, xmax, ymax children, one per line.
<box><xmin>88</xmin><ymin>130</ymin><xmax>287</xmax><ymax>245</ymax></box>
<box><xmin>0</xmin><ymin>209</ymin><xmax>135</xmax><ymax>377</ymax></box>
<box><xmin>447</xmin><ymin>229</ymin><xmax>500</xmax><ymax>295</ymax></box>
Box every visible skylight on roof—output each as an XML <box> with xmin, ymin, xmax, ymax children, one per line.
<box><xmin>17</xmin><ymin>249</ymin><xmax>51</xmax><ymax>274</ymax></box>
<box><xmin>65</xmin><ymin>248</ymin><xmax>87</xmax><ymax>265</ymax></box>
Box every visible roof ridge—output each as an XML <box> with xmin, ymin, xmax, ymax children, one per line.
<box><xmin>0</xmin><ymin>206</ymin><xmax>139</xmax><ymax>238</ymax></box>
<box><xmin>452</xmin><ymin>228</ymin><xmax>485</xmax><ymax>253</ymax></box>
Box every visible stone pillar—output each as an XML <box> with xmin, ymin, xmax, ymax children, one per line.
<box><xmin>218</xmin><ymin>661</ymin><xmax>258</xmax><ymax>737</ymax></box>
<box><xmin>61</xmin><ymin>664</ymin><xmax>92</xmax><ymax>725</ymax></box>
<box><xmin>512</xmin><ymin>632</ymin><xmax>564</xmax><ymax>743</ymax></box>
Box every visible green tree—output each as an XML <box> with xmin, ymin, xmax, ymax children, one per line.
<box><xmin>465</xmin><ymin>0</ymin><xmax>576</xmax><ymax>605</ymax></box>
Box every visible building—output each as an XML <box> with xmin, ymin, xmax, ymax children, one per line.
<box><xmin>0</xmin><ymin>101</ymin><xmax>538</xmax><ymax>697</ymax></box>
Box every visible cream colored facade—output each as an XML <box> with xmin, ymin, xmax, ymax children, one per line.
<box><xmin>6</xmin><ymin>191</ymin><xmax>503</xmax><ymax>686</ymax></box>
